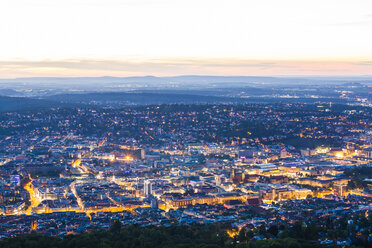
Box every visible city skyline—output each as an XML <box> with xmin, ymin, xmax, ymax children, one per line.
<box><xmin>0</xmin><ymin>1</ymin><xmax>371</xmax><ymax>247</ymax></box>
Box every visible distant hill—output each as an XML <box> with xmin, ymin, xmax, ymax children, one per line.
<box><xmin>42</xmin><ymin>92</ymin><xmax>349</xmax><ymax>107</ymax></box>
<box><xmin>2</xmin><ymin>75</ymin><xmax>371</xmax><ymax>87</ymax></box>
<box><xmin>42</xmin><ymin>92</ymin><xmax>246</xmax><ymax>105</ymax></box>
<box><xmin>0</xmin><ymin>89</ymin><xmax>22</xmax><ymax>96</ymax></box>
<box><xmin>0</xmin><ymin>75</ymin><xmax>298</xmax><ymax>84</ymax></box>
<box><xmin>0</xmin><ymin>91</ymin><xmax>353</xmax><ymax>112</ymax></box>
<box><xmin>0</xmin><ymin>96</ymin><xmax>73</xmax><ymax>112</ymax></box>
<box><xmin>0</xmin><ymin>75</ymin><xmax>370</xmax><ymax>99</ymax></box>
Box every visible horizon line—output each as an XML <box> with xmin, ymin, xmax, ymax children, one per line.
<box><xmin>1</xmin><ymin>74</ymin><xmax>372</xmax><ymax>80</ymax></box>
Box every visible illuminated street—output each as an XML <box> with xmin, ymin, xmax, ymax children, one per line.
<box><xmin>23</xmin><ymin>180</ymin><xmax>41</xmax><ymax>215</ymax></box>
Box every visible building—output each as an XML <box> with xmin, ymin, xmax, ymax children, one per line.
<box><xmin>144</xmin><ymin>180</ymin><xmax>152</xmax><ymax>197</ymax></box>
<box><xmin>280</xmin><ymin>149</ymin><xmax>290</xmax><ymax>158</ymax></box>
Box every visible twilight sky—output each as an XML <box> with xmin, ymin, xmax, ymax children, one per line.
<box><xmin>1</xmin><ymin>0</ymin><xmax>372</xmax><ymax>77</ymax></box>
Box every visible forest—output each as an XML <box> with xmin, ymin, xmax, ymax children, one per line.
<box><xmin>1</xmin><ymin>221</ymin><xmax>370</xmax><ymax>248</ymax></box>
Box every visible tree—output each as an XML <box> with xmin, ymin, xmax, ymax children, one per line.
<box><xmin>198</xmin><ymin>154</ymin><xmax>206</xmax><ymax>164</ymax></box>
<box><xmin>268</xmin><ymin>225</ymin><xmax>279</xmax><ymax>237</ymax></box>
<box><xmin>109</xmin><ymin>220</ymin><xmax>122</xmax><ymax>233</ymax></box>
<box><xmin>238</xmin><ymin>228</ymin><xmax>246</xmax><ymax>242</ymax></box>
<box><xmin>257</xmin><ymin>225</ymin><xmax>267</xmax><ymax>236</ymax></box>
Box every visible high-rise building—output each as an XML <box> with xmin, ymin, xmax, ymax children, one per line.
<box><xmin>140</xmin><ymin>149</ymin><xmax>146</xmax><ymax>160</ymax></box>
<box><xmin>144</xmin><ymin>180</ymin><xmax>152</xmax><ymax>197</ymax></box>
<box><xmin>215</xmin><ymin>175</ymin><xmax>221</xmax><ymax>186</ymax></box>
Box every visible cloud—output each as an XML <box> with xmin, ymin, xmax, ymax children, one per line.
<box><xmin>0</xmin><ymin>58</ymin><xmax>281</xmax><ymax>76</ymax></box>
<box><xmin>355</xmin><ymin>61</ymin><xmax>372</xmax><ymax>66</ymax></box>
<box><xmin>0</xmin><ymin>58</ymin><xmax>371</xmax><ymax>78</ymax></box>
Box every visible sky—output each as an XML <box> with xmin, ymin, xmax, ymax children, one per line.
<box><xmin>1</xmin><ymin>0</ymin><xmax>372</xmax><ymax>78</ymax></box>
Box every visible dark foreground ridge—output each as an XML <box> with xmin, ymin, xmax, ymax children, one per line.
<box><xmin>0</xmin><ymin>223</ymin><xmax>350</xmax><ymax>248</ymax></box>
<box><xmin>1</xmin><ymin>217</ymin><xmax>372</xmax><ymax>248</ymax></box>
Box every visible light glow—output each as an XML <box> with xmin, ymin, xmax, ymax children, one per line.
<box><xmin>0</xmin><ymin>0</ymin><xmax>371</xmax><ymax>77</ymax></box>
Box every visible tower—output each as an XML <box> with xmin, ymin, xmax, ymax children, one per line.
<box><xmin>144</xmin><ymin>180</ymin><xmax>152</xmax><ymax>197</ymax></box>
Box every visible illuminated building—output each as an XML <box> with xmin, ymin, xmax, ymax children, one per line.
<box><xmin>144</xmin><ymin>180</ymin><xmax>152</xmax><ymax>197</ymax></box>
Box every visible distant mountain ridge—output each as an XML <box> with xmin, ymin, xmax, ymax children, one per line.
<box><xmin>1</xmin><ymin>75</ymin><xmax>372</xmax><ymax>86</ymax></box>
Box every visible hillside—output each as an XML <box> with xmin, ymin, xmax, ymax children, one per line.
<box><xmin>42</xmin><ymin>92</ymin><xmax>348</xmax><ymax>106</ymax></box>
<box><xmin>42</xmin><ymin>92</ymin><xmax>247</xmax><ymax>105</ymax></box>
<box><xmin>0</xmin><ymin>96</ymin><xmax>71</xmax><ymax>112</ymax></box>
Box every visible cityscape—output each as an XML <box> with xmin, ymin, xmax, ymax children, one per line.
<box><xmin>0</xmin><ymin>0</ymin><xmax>372</xmax><ymax>248</ymax></box>
<box><xmin>0</xmin><ymin>98</ymin><xmax>371</xmax><ymax>247</ymax></box>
